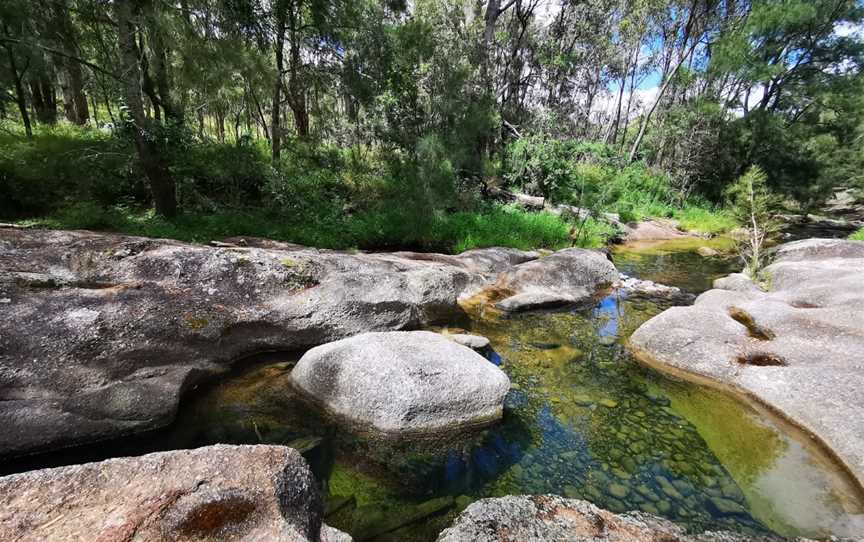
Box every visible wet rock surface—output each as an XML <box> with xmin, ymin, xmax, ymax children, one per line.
<box><xmin>630</xmin><ymin>238</ymin><xmax>864</xmax><ymax>487</ymax></box>
<box><xmin>445</xmin><ymin>332</ymin><xmax>491</xmax><ymax>350</ymax></box>
<box><xmin>436</xmin><ymin>495</ymin><xmax>791</xmax><ymax>542</ymax></box>
<box><xmin>491</xmin><ymin>248</ymin><xmax>618</xmax><ymax>312</ymax></box>
<box><xmin>0</xmin><ymin>228</ymin><xmax>614</xmax><ymax>458</ymax></box>
<box><xmin>615</xmin><ymin>273</ymin><xmax>695</xmax><ymax>303</ymax></box>
<box><xmin>0</xmin><ymin>444</ymin><xmax>350</xmax><ymax>542</ymax></box>
<box><xmin>289</xmin><ymin>331</ymin><xmax>510</xmax><ymax>433</ymax></box>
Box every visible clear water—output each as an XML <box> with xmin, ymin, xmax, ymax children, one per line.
<box><xmin>6</xmin><ymin>238</ymin><xmax>863</xmax><ymax>541</ymax></box>
<box><xmin>154</xmin><ymin>238</ymin><xmax>863</xmax><ymax>541</ymax></box>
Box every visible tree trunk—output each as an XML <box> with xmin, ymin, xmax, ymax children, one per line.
<box><xmin>4</xmin><ymin>43</ymin><xmax>33</xmax><ymax>138</ymax></box>
<box><xmin>147</xmin><ymin>5</ymin><xmax>181</xmax><ymax>124</ymax></box>
<box><xmin>115</xmin><ymin>0</ymin><xmax>177</xmax><ymax>217</ymax></box>
<box><xmin>628</xmin><ymin>39</ymin><xmax>699</xmax><ymax>163</ymax></box>
<box><xmin>286</xmin><ymin>0</ymin><xmax>308</xmax><ymax>139</ymax></box>
<box><xmin>271</xmin><ymin>1</ymin><xmax>286</xmax><ymax>161</ymax></box>
<box><xmin>620</xmin><ymin>44</ymin><xmax>640</xmax><ymax>151</ymax></box>
<box><xmin>216</xmin><ymin>107</ymin><xmax>225</xmax><ymax>143</ymax></box>
<box><xmin>605</xmin><ymin>48</ymin><xmax>629</xmax><ymax>146</ymax></box>
<box><xmin>30</xmin><ymin>72</ymin><xmax>58</xmax><ymax>125</ymax></box>
<box><xmin>197</xmin><ymin>106</ymin><xmax>205</xmax><ymax>139</ymax></box>
<box><xmin>90</xmin><ymin>94</ymin><xmax>99</xmax><ymax>124</ymax></box>
<box><xmin>51</xmin><ymin>0</ymin><xmax>90</xmax><ymax>124</ymax></box>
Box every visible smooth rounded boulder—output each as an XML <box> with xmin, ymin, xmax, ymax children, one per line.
<box><xmin>290</xmin><ymin>331</ymin><xmax>510</xmax><ymax>434</ymax></box>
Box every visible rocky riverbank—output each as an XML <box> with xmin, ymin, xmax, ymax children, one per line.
<box><xmin>0</xmin><ymin>445</ymin><xmax>826</xmax><ymax>542</ymax></box>
<box><xmin>0</xmin><ymin>227</ymin><xmax>616</xmax><ymax>458</ymax></box>
<box><xmin>437</xmin><ymin>495</ymin><xmax>796</xmax><ymax>542</ymax></box>
<box><xmin>629</xmin><ymin>238</ymin><xmax>864</xmax><ymax>489</ymax></box>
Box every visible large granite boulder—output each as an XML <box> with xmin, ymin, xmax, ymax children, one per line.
<box><xmin>290</xmin><ymin>331</ymin><xmax>510</xmax><ymax>433</ymax></box>
<box><xmin>436</xmin><ymin>495</ymin><xmax>787</xmax><ymax>542</ymax></box>
<box><xmin>0</xmin><ymin>229</ymin><xmax>617</xmax><ymax>459</ymax></box>
<box><xmin>629</xmin><ymin>238</ymin><xmax>864</xmax><ymax>487</ymax></box>
<box><xmin>491</xmin><ymin>248</ymin><xmax>617</xmax><ymax>312</ymax></box>
<box><xmin>0</xmin><ymin>444</ymin><xmax>350</xmax><ymax>542</ymax></box>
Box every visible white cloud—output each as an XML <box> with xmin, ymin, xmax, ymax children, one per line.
<box><xmin>591</xmin><ymin>86</ymin><xmax>660</xmax><ymax>119</ymax></box>
<box><xmin>834</xmin><ymin>21</ymin><xmax>863</xmax><ymax>38</ymax></box>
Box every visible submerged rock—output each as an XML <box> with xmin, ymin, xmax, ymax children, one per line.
<box><xmin>496</xmin><ymin>290</ymin><xmax>583</xmax><ymax>312</ymax></box>
<box><xmin>615</xmin><ymin>273</ymin><xmax>695</xmax><ymax>303</ymax></box>
<box><xmin>630</xmin><ymin>238</ymin><xmax>864</xmax><ymax>487</ymax></box>
<box><xmin>290</xmin><ymin>331</ymin><xmax>510</xmax><ymax>434</ymax></box>
<box><xmin>0</xmin><ymin>228</ymin><xmax>613</xmax><ymax>459</ymax></box>
<box><xmin>436</xmin><ymin>495</ymin><xmax>785</xmax><ymax>541</ymax></box>
<box><xmin>446</xmin><ymin>333</ymin><xmax>491</xmax><ymax>351</ymax></box>
<box><xmin>0</xmin><ymin>444</ymin><xmax>350</xmax><ymax>542</ymax></box>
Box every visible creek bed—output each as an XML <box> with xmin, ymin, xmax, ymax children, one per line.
<box><xmin>5</xmin><ymin>238</ymin><xmax>863</xmax><ymax>540</ymax></box>
<box><xmin>159</xmin><ymin>238</ymin><xmax>864</xmax><ymax>540</ymax></box>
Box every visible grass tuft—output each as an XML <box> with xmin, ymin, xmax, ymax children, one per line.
<box><xmin>24</xmin><ymin>201</ymin><xmax>607</xmax><ymax>254</ymax></box>
<box><xmin>674</xmin><ymin>206</ymin><xmax>738</xmax><ymax>234</ymax></box>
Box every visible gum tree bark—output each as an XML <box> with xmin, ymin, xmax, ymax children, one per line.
<box><xmin>2</xmin><ymin>34</ymin><xmax>32</xmax><ymax>138</ymax></box>
<box><xmin>271</xmin><ymin>0</ymin><xmax>286</xmax><ymax>161</ymax></box>
<box><xmin>115</xmin><ymin>0</ymin><xmax>177</xmax><ymax>217</ymax></box>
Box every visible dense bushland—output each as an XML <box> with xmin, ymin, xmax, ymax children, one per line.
<box><xmin>2</xmin><ymin>0</ymin><xmax>862</xmax><ymax>252</ymax></box>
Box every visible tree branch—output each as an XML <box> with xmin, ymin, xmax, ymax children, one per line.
<box><xmin>0</xmin><ymin>37</ymin><xmax>121</xmax><ymax>82</ymax></box>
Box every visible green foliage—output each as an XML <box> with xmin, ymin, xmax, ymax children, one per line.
<box><xmin>725</xmin><ymin>166</ymin><xmax>780</xmax><ymax>276</ymax></box>
<box><xmin>505</xmin><ymin>135</ymin><xmax>580</xmax><ymax>201</ymax></box>
<box><xmin>27</xmin><ymin>201</ymin><xmax>585</xmax><ymax>254</ymax></box>
<box><xmin>503</xmin><ymin>138</ymin><xmax>677</xmax><ymax>220</ymax></box>
<box><xmin>674</xmin><ymin>206</ymin><xmax>738</xmax><ymax>235</ymax></box>
<box><xmin>851</xmin><ymin>227</ymin><xmax>864</xmax><ymax>241</ymax></box>
<box><xmin>0</xmin><ymin>124</ymin><xmax>138</xmax><ymax>217</ymax></box>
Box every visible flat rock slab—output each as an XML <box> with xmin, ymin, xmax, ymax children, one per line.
<box><xmin>290</xmin><ymin>331</ymin><xmax>510</xmax><ymax>434</ymax></box>
<box><xmin>436</xmin><ymin>495</ymin><xmax>787</xmax><ymax>541</ymax></box>
<box><xmin>630</xmin><ymin>238</ymin><xmax>864</xmax><ymax>487</ymax></box>
<box><xmin>0</xmin><ymin>228</ymin><xmax>613</xmax><ymax>458</ymax></box>
<box><xmin>0</xmin><ymin>444</ymin><xmax>350</xmax><ymax>542</ymax></box>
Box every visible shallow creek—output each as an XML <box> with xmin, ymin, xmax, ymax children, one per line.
<box><xmin>151</xmin><ymin>237</ymin><xmax>862</xmax><ymax>541</ymax></box>
<box><xmin>10</xmin><ymin>238</ymin><xmax>864</xmax><ymax>541</ymax></box>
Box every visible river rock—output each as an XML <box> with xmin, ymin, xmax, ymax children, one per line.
<box><xmin>0</xmin><ymin>228</ymin><xmax>615</xmax><ymax>459</ymax></box>
<box><xmin>446</xmin><ymin>333</ymin><xmax>491</xmax><ymax>350</ymax></box>
<box><xmin>0</xmin><ymin>444</ymin><xmax>350</xmax><ymax>542</ymax></box>
<box><xmin>619</xmin><ymin>219</ymin><xmax>688</xmax><ymax>242</ymax></box>
<box><xmin>616</xmin><ymin>273</ymin><xmax>694</xmax><ymax>302</ymax></box>
<box><xmin>436</xmin><ymin>495</ymin><xmax>787</xmax><ymax>542</ymax></box>
<box><xmin>630</xmin><ymin>238</ymin><xmax>864</xmax><ymax>487</ymax></box>
<box><xmin>290</xmin><ymin>331</ymin><xmax>510</xmax><ymax>433</ymax></box>
<box><xmin>493</xmin><ymin>248</ymin><xmax>617</xmax><ymax>312</ymax></box>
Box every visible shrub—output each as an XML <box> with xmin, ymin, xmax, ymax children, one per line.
<box><xmin>851</xmin><ymin>227</ymin><xmax>864</xmax><ymax>241</ymax></box>
<box><xmin>0</xmin><ymin>125</ymin><xmax>138</xmax><ymax>217</ymax></box>
<box><xmin>725</xmin><ymin>166</ymin><xmax>781</xmax><ymax>277</ymax></box>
